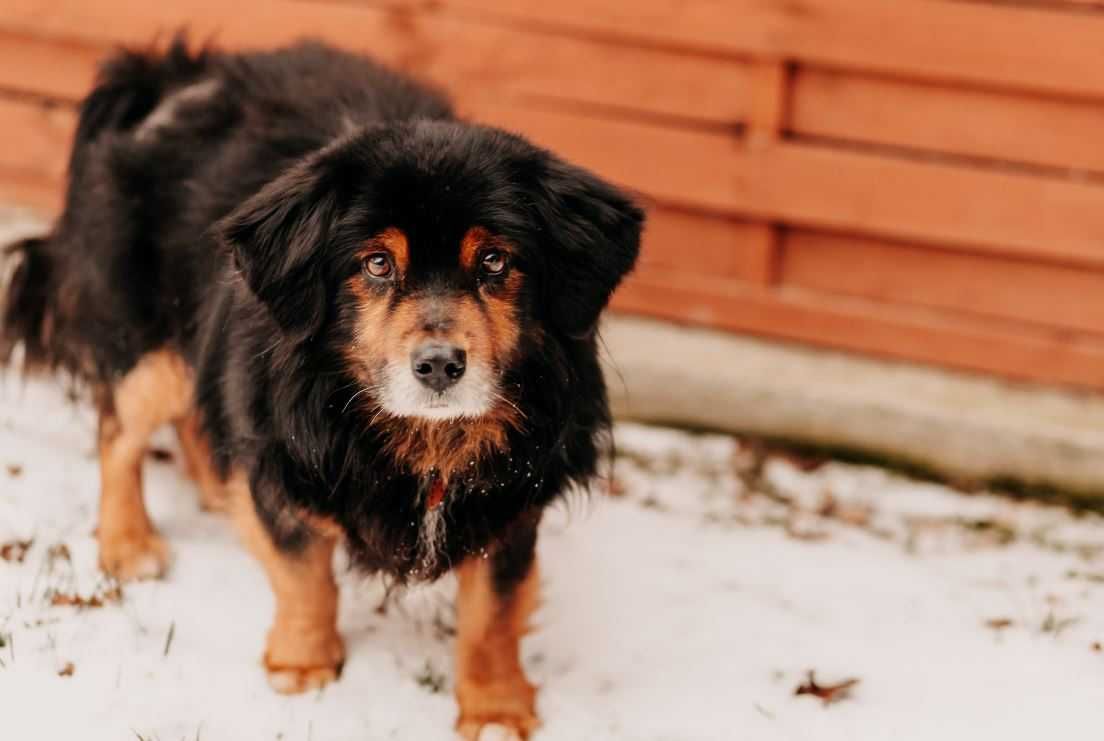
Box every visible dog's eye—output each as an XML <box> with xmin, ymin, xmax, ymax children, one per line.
<box><xmin>481</xmin><ymin>250</ymin><xmax>507</xmax><ymax>277</ymax></box>
<box><xmin>363</xmin><ymin>253</ymin><xmax>393</xmax><ymax>279</ymax></box>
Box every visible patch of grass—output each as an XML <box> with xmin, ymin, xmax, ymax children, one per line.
<box><xmin>413</xmin><ymin>660</ymin><xmax>447</xmax><ymax>694</ymax></box>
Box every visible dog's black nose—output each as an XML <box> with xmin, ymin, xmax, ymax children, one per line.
<box><xmin>411</xmin><ymin>343</ymin><xmax>466</xmax><ymax>392</ymax></box>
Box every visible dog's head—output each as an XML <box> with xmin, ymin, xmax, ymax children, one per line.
<box><xmin>218</xmin><ymin>121</ymin><xmax>643</xmax><ymax>424</ymax></box>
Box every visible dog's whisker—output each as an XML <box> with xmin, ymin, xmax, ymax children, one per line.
<box><xmin>341</xmin><ymin>386</ymin><xmax>375</xmax><ymax>415</ymax></box>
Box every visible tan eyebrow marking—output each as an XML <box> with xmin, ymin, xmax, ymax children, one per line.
<box><xmin>461</xmin><ymin>227</ymin><xmax>516</xmax><ymax>273</ymax></box>
<box><xmin>364</xmin><ymin>227</ymin><xmax>409</xmax><ymax>274</ymax></box>
<box><xmin>460</xmin><ymin>227</ymin><xmax>490</xmax><ymax>272</ymax></box>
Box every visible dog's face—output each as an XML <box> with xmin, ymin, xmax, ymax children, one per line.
<box><xmin>344</xmin><ymin>224</ymin><xmax>521</xmax><ymax>421</ymax></box>
<box><xmin>219</xmin><ymin>121</ymin><xmax>642</xmax><ymax>423</ymax></box>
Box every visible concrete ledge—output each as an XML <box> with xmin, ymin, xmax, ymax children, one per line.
<box><xmin>601</xmin><ymin>314</ymin><xmax>1104</xmax><ymax>499</ymax></box>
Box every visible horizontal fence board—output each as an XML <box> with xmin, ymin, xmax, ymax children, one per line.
<box><xmin>462</xmin><ymin>100</ymin><xmax>736</xmax><ymax>209</ymax></box>
<box><xmin>393</xmin><ymin>0</ymin><xmax>1104</xmax><ymax>100</ymax></box>
<box><xmin>791</xmin><ymin>68</ymin><xmax>1104</xmax><ymax>173</ymax></box>
<box><xmin>0</xmin><ymin>97</ymin><xmax>75</xmax><ymax>182</ymax></box>
<box><xmin>0</xmin><ymin>31</ymin><xmax>101</xmax><ymax>101</ymax></box>
<box><xmin>0</xmin><ymin>169</ymin><xmax>62</xmax><ymax>215</ymax></box>
<box><xmin>0</xmin><ymin>1</ymin><xmax>747</xmax><ymax>123</ymax></box>
<box><xmin>781</xmin><ymin>231</ymin><xmax>1104</xmax><ymax>335</ymax></box>
<box><xmin>643</xmin><ymin>207</ymin><xmax>775</xmax><ymax>284</ymax></box>
<box><xmin>613</xmin><ymin>270</ymin><xmax>1104</xmax><ymax>391</ymax></box>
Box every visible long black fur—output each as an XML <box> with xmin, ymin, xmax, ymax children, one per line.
<box><xmin>0</xmin><ymin>39</ymin><xmax>643</xmax><ymax>582</ymax></box>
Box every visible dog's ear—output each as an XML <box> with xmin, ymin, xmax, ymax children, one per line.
<box><xmin>216</xmin><ymin>156</ymin><xmax>343</xmax><ymax>337</ymax></box>
<box><xmin>526</xmin><ymin>155</ymin><xmax>644</xmax><ymax>338</ymax></box>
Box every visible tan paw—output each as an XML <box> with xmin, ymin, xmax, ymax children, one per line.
<box><xmin>263</xmin><ymin>630</ymin><xmax>345</xmax><ymax>695</ymax></box>
<box><xmin>98</xmin><ymin>531</ymin><xmax>170</xmax><ymax>581</ymax></box>
<box><xmin>266</xmin><ymin>663</ymin><xmax>342</xmax><ymax>694</ymax></box>
<box><xmin>457</xmin><ymin>719</ymin><xmax>535</xmax><ymax>741</ymax></box>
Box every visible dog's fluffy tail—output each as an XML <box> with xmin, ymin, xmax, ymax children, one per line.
<box><xmin>69</xmin><ymin>35</ymin><xmax>210</xmax><ymax>174</ymax></box>
<box><xmin>0</xmin><ymin>234</ymin><xmax>58</xmax><ymax>373</ymax></box>
<box><xmin>2</xmin><ymin>37</ymin><xmax>210</xmax><ymax>379</ymax></box>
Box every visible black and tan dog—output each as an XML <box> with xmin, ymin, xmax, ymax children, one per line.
<box><xmin>0</xmin><ymin>40</ymin><xmax>642</xmax><ymax>740</ymax></box>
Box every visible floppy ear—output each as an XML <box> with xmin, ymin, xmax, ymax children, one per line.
<box><xmin>216</xmin><ymin>157</ymin><xmax>341</xmax><ymax>337</ymax></box>
<box><xmin>527</xmin><ymin>156</ymin><xmax>644</xmax><ymax>337</ymax></box>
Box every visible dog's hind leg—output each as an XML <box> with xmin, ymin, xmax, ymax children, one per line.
<box><xmin>97</xmin><ymin>350</ymin><xmax>192</xmax><ymax>581</ymax></box>
<box><xmin>174</xmin><ymin>411</ymin><xmax>229</xmax><ymax>513</ymax></box>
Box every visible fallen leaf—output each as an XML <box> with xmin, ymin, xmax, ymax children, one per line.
<box><xmin>0</xmin><ymin>539</ymin><xmax>33</xmax><ymax>563</ymax></box>
<box><xmin>794</xmin><ymin>671</ymin><xmax>860</xmax><ymax>706</ymax></box>
<box><xmin>49</xmin><ymin>584</ymin><xmax>123</xmax><ymax>609</ymax></box>
<box><xmin>58</xmin><ymin>662</ymin><xmax>75</xmax><ymax>677</ymax></box>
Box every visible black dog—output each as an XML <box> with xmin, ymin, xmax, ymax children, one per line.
<box><xmin>0</xmin><ymin>39</ymin><xmax>642</xmax><ymax>740</ymax></box>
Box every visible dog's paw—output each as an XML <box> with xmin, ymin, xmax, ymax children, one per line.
<box><xmin>457</xmin><ymin>720</ymin><xmax>534</xmax><ymax>741</ymax></box>
<box><xmin>263</xmin><ymin>629</ymin><xmax>345</xmax><ymax>695</ymax></box>
<box><xmin>266</xmin><ymin>663</ymin><xmax>342</xmax><ymax>694</ymax></box>
<box><xmin>98</xmin><ymin>531</ymin><xmax>170</xmax><ymax>581</ymax></box>
<box><xmin>457</xmin><ymin>711</ymin><xmax>538</xmax><ymax>741</ymax></box>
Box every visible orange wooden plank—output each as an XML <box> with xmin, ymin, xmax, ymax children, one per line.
<box><xmin>642</xmin><ymin>207</ymin><xmax>775</xmax><ymax>284</ymax></box>
<box><xmin>791</xmin><ymin>67</ymin><xmax>1104</xmax><ymax>173</ymax></box>
<box><xmin>0</xmin><ymin>31</ymin><xmax>102</xmax><ymax>101</ymax></box>
<box><xmin>0</xmin><ymin>1</ymin><xmax>747</xmax><ymax>122</ymax></box>
<box><xmin>731</xmin><ymin>142</ymin><xmax>1104</xmax><ymax>268</ymax></box>
<box><xmin>0</xmin><ymin>169</ymin><xmax>62</xmax><ymax>214</ymax></box>
<box><xmin>0</xmin><ymin>97</ymin><xmax>75</xmax><ymax>182</ymax></box>
<box><xmin>463</xmin><ymin>99</ymin><xmax>735</xmax><ymax>211</ymax></box>
<box><xmin>404</xmin><ymin>0</ymin><xmax>1104</xmax><ymax>99</ymax></box>
<box><xmin>612</xmin><ymin>269</ymin><xmax>1104</xmax><ymax>391</ymax></box>
<box><xmin>781</xmin><ymin>231</ymin><xmax>1104</xmax><ymax>335</ymax></box>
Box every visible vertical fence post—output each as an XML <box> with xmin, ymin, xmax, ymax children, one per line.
<box><xmin>743</xmin><ymin>59</ymin><xmax>791</xmax><ymax>286</ymax></box>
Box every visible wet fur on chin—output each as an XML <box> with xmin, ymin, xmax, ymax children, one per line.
<box><xmin>0</xmin><ymin>39</ymin><xmax>644</xmax><ymax>582</ymax></box>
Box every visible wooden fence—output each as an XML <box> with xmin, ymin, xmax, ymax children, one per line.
<box><xmin>4</xmin><ymin>1</ymin><xmax>1104</xmax><ymax>389</ymax></box>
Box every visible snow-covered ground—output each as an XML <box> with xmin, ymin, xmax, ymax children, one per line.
<box><xmin>1</xmin><ymin>376</ymin><xmax>1103</xmax><ymax>741</ymax></box>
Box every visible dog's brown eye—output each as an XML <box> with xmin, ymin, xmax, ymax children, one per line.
<box><xmin>481</xmin><ymin>250</ymin><xmax>507</xmax><ymax>276</ymax></box>
<box><xmin>364</xmin><ymin>253</ymin><xmax>393</xmax><ymax>279</ymax></box>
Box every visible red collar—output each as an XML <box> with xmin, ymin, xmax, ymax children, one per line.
<box><xmin>426</xmin><ymin>477</ymin><xmax>447</xmax><ymax>511</ymax></box>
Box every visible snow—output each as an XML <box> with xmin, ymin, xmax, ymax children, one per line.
<box><xmin>2</xmin><ymin>377</ymin><xmax>1103</xmax><ymax>740</ymax></box>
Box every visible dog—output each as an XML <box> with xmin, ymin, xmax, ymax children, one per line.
<box><xmin>0</xmin><ymin>39</ymin><xmax>642</xmax><ymax>740</ymax></box>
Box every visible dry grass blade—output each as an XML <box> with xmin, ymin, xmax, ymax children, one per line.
<box><xmin>163</xmin><ymin>621</ymin><xmax>176</xmax><ymax>658</ymax></box>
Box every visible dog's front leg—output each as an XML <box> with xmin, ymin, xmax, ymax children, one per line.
<box><xmin>228</xmin><ymin>473</ymin><xmax>345</xmax><ymax>694</ymax></box>
<box><xmin>455</xmin><ymin>517</ymin><xmax>542</xmax><ymax>741</ymax></box>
